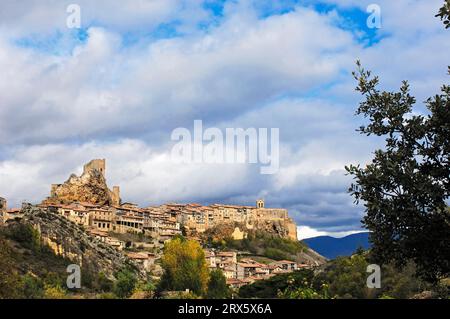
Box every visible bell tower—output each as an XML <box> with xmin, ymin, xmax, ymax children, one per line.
<box><xmin>256</xmin><ymin>199</ymin><xmax>265</xmax><ymax>209</ymax></box>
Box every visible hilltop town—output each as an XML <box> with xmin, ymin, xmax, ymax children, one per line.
<box><xmin>0</xmin><ymin>159</ymin><xmax>322</xmax><ymax>289</ymax></box>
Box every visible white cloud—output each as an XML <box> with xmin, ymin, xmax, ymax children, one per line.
<box><xmin>0</xmin><ymin>0</ymin><xmax>208</xmax><ymax>36</ymax></box>
<box><xmin>0</xmin><ymin>1</ymin><xmax>448</xmax><ymax>234</ymax></box>
<box><xmin>297</xmin><ymin>225</ymin><xmax>367</xmax><ymax>240</ymax></box>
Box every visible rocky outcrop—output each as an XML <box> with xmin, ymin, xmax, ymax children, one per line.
<box><xmin>252</xmin><ymin>219</ymin><xmax>298</xmax><ymax>240</ymax></box>
<box><xmin>43</xmin><ymin>159</ymin><xmax>120</xmax><ymax>206</ymax></box>
<box><xmin>199</xmin><ymin>219</ymin><xmax>297</xmax><ymax>241</ymax></box>
<box><xmin>19</xmin><ymin>204</ymin><xmax>141</xmax><ymax>279</ymax></box>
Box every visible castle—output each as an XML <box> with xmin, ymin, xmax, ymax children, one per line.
<box><xmin>49</xmin><ymin>159</ymin><xmax>121</xmax><ymax>206</ymax></box>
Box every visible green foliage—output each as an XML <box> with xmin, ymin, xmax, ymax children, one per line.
<box><xmin>436</xmin><ymin>0</ymin><xmax>450</xmax><ymax>28</ymax></box>
<box><xmin>158</xmin><ymin>237</ymin><xmax>209</xmax><ymax>296</ymax></box>
<box><xmin>214</xmin><ymin>231</ymin><xmax>306</xmax><ymax>261</ymax></box>
<box><xmin>238</xmin><ymin>269</ymin><xmax>316</xmax><ymax>299</ymax></box>
<box><xmin>314</xmin><ymin>251</ymin><xmax>435</xmax><ymax>299</ymax></box>
<box><xmin>239</xmin><ymin>250</ymin><xmax>443</xmax><ymax>299</ymax></box>
<box><xmin>43</xmin><ymin>284</ymin><xmax>67</xmax><ymax>299</ymax></box>
<box><xmin>346</xmin><ymin>61</ymin><xmax>450</xmax><ymax>282</ymax></box>
<box><xmin>113</xmin><ymin>267</ymin><xmax>137</xmax><ymax>299</ymax></box>
<box><xmin>0</xmin><ymin>238</ymin><xmax>22</xmax><ymax>298</ymax></box>
<box><xmin>206</xmin><ymin>269</ymin><xmax>231</xmax><ymax>299</ymax></box>
<box><xmin>21</xmin><ymin>274</ymin><xmax>44</xmax><ymax>299</ymax></box>
<box><xmin>4</xmin><ymin>223</ymin><xmax>41</xmax><ymax>252</ymax></box>
<box><xmin>278</xmin><ymin>286</ymin><xmax>324</xmax><ymax>299</ymax></box>
<box><xmin>314</xmin><ymin>253</ymin><xmax>377</xmax><ymax>299</ymax></box>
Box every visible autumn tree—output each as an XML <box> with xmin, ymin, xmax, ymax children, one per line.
<box><xmin>158</xmin><ymin>237</ymin><xmax>209</xmax><ymax>296</ymax></box>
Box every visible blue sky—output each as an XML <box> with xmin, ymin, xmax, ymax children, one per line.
<box><xmin>0</xmin><ymin>0</ymin><xmax>448</xmax><ymax>239</ymax></box>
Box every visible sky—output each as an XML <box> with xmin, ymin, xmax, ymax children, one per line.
<box><xmin>0</xmin><ymin>0</ymin><xmax>448</xmax><ymax>239</ymax></box>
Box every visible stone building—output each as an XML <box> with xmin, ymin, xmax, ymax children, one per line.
<box><xmin>41</xmin><ymin>159</ymin><xmax>297</xmax><ymax>242</ymax></box>
<box><xmin>172</xmin><ymin>199</ymin><xmax>298</xmax><ymax>240</ymax></box>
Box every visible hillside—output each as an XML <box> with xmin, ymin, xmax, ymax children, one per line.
<box><xmin>303</xmin><ymin>232</ymin><xmax>370</xmax><ymax>259</ymax></box>
<box><xmin>204</xmin><ymin>228</ymin><xmax>327</xmax><ymax>266</ymax></box>
<box><xmin>0</xmin><ymin>204</ymin><xmax>145</xmax><ymax>298</ymax></box>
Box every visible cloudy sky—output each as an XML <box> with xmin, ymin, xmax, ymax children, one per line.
<box><xmin>0</xmin><ymin>0</ymin><xmax>448</xmax><ymax>239</ymax></box>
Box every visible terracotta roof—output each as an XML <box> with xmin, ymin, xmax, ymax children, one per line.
<box><xmin>216</xmin><ymin>252</ymin><xmax>236</xmax><ymax>257</ymax></box>
<box><xmin>237</xmin><ymin>262</ymin><xmax>263</xmax><ymax>268</ymax></box>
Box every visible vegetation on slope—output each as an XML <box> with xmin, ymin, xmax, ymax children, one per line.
<box><xmin>206</xmin><ymin>230</ymin><xmax>308</xmax><ymax>262</ymax></box>
<box><xmin>238</xmin><ymin>250</ymin><xmax>449</xmax><ymax>299</ymax></box>
<box><xmin>0</xmin><ymin>222</ymin><xmax>154</xmax><ymax>299</ymax></box>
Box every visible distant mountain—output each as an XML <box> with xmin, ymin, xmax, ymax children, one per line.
<box><xmin>302</xmin><ymin>232</ymin><xmax>370</xmax><ymax>260</ymax></box>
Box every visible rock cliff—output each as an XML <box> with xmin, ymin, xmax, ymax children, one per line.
<box><xmin>18</xmin><ymin>204</ymin><xmax>141</xmax><ymax>279</ymax></box>
<box><xmin>252</xmin><ymin>218</ymin><xmax>298</xmax><ymax>240</ymax></box>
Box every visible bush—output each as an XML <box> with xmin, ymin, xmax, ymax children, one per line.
<box><xmin>21</xmin><ymin>274</ymin><xmax>44</xmax><ymax>299</ymax></box>
<box><xmin>206</xmin><ymin>269</ymin><xmax>231</xmax><ymax>299</ymax></box>
<box><xmin>113</xmin><ymin>267</ymin><xmax>137</xmax><ymax>299</ymax></box>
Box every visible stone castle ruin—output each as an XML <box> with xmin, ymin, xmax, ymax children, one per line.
<box><xmin>46</xmin><ymin>159</ymin><xmax>121</xmax><ymax>206</ymax></box>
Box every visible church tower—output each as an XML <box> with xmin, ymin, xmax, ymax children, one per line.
<box><xmin>256</xmin><ymin>199</ymin><xmax>265</xmax><ymax>209</ymax></box>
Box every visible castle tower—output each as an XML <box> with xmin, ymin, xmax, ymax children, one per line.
<box><xmin>256</xmin><ymin>199</ymin><xmax>265</xmax><ymax>209</ymax></box>
<box><xmin>83</xmin><ymin>159</ymin><xmax>106</xmax><ymax>177</ymax></box>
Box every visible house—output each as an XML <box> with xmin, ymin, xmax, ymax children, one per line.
<box><xmin>223</xmin><ymin>266</ymin><xmax>237</xmax><ymax>279</ymax></box>
<box><xmin>226</xmin><ymin>278</ymin><xmax>247</xmax><ymax>289</ymax></box>
<box><xmin>4</xmin><ymin>208</ymin><xmax>23</xmax><ymax>222</ymax></box>
<box><xmin>270</xmin><ymin>260</ymin><xmax>298</xmax><ymax>271</ymax></box>
<box><xmin>215</xmin><ymin>252</ymin><xmax>237</xmax><ymax>269</ymax></box>
<box><xmin>236</xmin><ymin>262</ymin><xmax>265</xmax><ymax>280</ymax></box>
<box><xmin>88</xmin><ymin>229</ymin><xmax>109</xmax><ymax>242</ymax></box>
<box><xmin>204</xmin><ymin>250</ymin><xmax>217</xmax><ymax>269</ymax></box>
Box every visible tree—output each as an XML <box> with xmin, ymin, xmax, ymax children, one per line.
<box><xmin>113</xmin><ymin>267</ymin><xmax>137</xmax><ymax>299</ymax></box>
<box><xmin>436</xmin><ymin>0</ymin><xmax>450</xmax><ymax>28</ymax></box>
<box><xmin>346</xmin><ymin>56</ymin><xmax>449</xmax><ymax>281</ymax></box>
<box><xmin>158</xmin><ymin>237</ymin><xmax>209</xmax><ymax>296</ymax></box>
<box><xmin>0</xmin><ymin>238</ymin><xmax>22</xmax><ymax>298</ymax></box>
<box><xmin>238</xmin><ymin>269</ymin><xmax>316</xmax><ymax>299</ymax></box>
<box><xmin>206</xmin><ymin>269</ymin><xmax>231</xmax><ymax>299</ymax></box>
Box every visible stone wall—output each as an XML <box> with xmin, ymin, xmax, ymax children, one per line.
<box><xmin>83</xmin><ymin>159</ymin><xmax>106</xmax><ymax>176</ymax></box>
